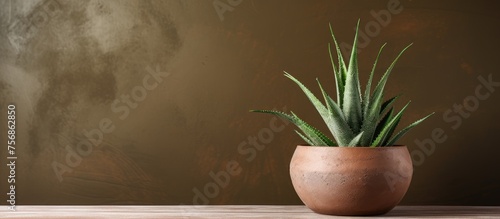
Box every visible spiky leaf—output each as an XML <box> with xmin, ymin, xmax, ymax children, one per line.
<box><xmin>251</xmin><ymin>22</ymin><xmax>433</xmax><ymax>148</ymax></box>
<box><xmin>359</xmin><ymin>44</ymin><xmax>388</xmax><ymax>146</ymax></box>
<box><xmin>374</xmin><ymin>107</ymin><xmax>394</xmax><ymax>139</ymax></box>
<box><xmin>363</xmin><ymin>43</ymin><xmax>386</xmax><ymax>117</ymax></box>
<box><xmin>360</xmin><ymin>44</ymin><xmax>412</xmax><ymax>146</ymax></box>
<box><xmin>328</xmin><ymin>43</ymin><xmax>344</xmax><ymax>109</ymax></box>
<box><xmin>380</xmin><ymin>95</ymin><xmax>401</xmax><ymax>115</ymax></box>
<box><xmin>316</xmin><ymin>78</ymin><xmax>355</xmax><ymax>146</ymax></box>
<box><xmin>348</xmin><ymin>131</ymin><xmax>364</xmax><ymax>147</ymax></box>
<box><xmin>295</xmin><ymin>130</ymin><xmax>315</xmax><ymax>146</ymax></box>
<box><xmin>386</xmin><ymin>112</ymin><xmax>435</xmax><ymax>145</ymax></box>
<box><xmin>329</xmin><ymin>23</ymin><xmax>347</xmax><ymax>107</ymax></box>
<box><xmin>371</xmin><ymin>101</ymin><xmax>411</xmax><ymax>147</ymax></box>
<box><xmin>342</xmin><ymin>20</ymin><xmax>363</xmax><ymax>133</ymax></box>
<box><xmin>250</xmin><ymin>109</ymin><xmax>335</xmax><ymax>146</ymax></box>
<box><xmin>283</xmin><ymin>72</ymin><xmax>354</xmax><ymax>146</ymax></box>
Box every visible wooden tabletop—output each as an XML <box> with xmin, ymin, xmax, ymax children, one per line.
<box><xmin>1</xmin><ymin>205</ymin><xmax>499</xmax><ymax>218</ymax></box>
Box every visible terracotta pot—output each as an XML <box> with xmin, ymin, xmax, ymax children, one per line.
<box><xmin>290</xmin><ymin>145</ymin><xmax>413</xmax><ymax>216</ymax></box>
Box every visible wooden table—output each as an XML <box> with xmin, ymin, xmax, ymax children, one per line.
<box><xmin>1</xmin><ymin>205</ymin><xmax>499</xmax><ymax>218</ymax></box>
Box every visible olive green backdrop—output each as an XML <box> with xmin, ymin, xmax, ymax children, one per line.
<box><xmin>0</xmin><ymin>0</ymin><xmax>499</xmax><ymax>205</ymax></box>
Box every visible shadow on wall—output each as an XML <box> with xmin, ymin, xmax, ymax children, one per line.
<box><xmin>1</xmin><ymin>0</ymin><xmax>184</xmax><ymax>204</ymax></box>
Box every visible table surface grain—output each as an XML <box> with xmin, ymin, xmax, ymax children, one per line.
<box><xmin>1</xmin><ymin>205</ymin><xmax>499</xmax><ymax>218</ymax></box>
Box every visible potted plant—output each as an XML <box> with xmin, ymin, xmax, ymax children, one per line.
<box><xmin>250</xmin><ymin>20</ymin><xmax>434</xmax><ymax>216</ymax></box>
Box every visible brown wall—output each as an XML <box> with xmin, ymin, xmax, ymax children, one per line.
<box><xmin>0</xmin><ymin>0</ymin><xmax>499</xmax><ymax>205</ymax></box>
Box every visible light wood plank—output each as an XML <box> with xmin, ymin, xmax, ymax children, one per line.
<box><xmin>1</xmin><ymin>205</ymin><xmax>499</xmax><ymax>218</ymax></box>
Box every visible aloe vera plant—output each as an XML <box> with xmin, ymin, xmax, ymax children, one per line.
<box><xmin>251</xmin><ymin>20</ymin><xmax>434</xmax><ymax>147</ymax></box>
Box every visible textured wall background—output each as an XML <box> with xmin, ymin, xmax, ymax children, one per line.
<box><xmin>0</xmin><ymin>0</ymin><xmax>499</xmax><ymax>205</ymax></box>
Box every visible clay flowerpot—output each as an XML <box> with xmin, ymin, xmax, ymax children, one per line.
<box><xmin>289</xmin><ymin>145</ymin><xmax>413</xmax><ymax>216</ymax></box>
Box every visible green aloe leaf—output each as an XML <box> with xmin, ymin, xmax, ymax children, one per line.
<box><xmin>251</xmin><ymin>21</ymin><xmax>433</xmax><ymax>148</ymax></box>
<box><xmin>329</xmin><ymin>23</ymin><xmax>347</xmax><ymax>108</ymax></box>
<box><xmin>382</xmin><ymin>114</ymin><xmax>401</xmax><ymax>146</ymax></box>
<box><xmin>250</xmin><ymin>109</ymin><xmax>335</xmax><ymax>146</ymax></box>
<box><xmin>284</xmin><ymin>72</ymin><xmax>353</xmax><ymax>146</ymax></box>
<box><xmin>386</xmin><ymin>112</ymin><xmax>435</xmax><ymax>146</ymax></box>
<box><xmin>363</xmin><ymin>43</ymin><xmax>386</xmax><ymax>117</ymax></box>
<box><xmin>348</xmin><ymin>131</ymin><xmax>364</xmax><ymax>147</ymax></box>
<box><xmin>316</xmin><ymin>78</ymin><xmax>355</xmax><ymax>146</ymax></box>
<box><xmin>362</xmin><ymin>94</ymin><xmax>400</xmax><ymax>147</ymax></box>
<box><xmin>295</xmin><ymin>130</ymin><xmax>315</xmax><ymax>146</ymax></box>
<box><xmin>371</xmin><ymin>101</ymin><xmax>411</xmax><ymax>147</ymax></box>
<box><xmin>342</xmin><ymin>20</ymin><xmax>363</xmax><ymax>133</ymax></box>
<box><xmin>380</xmin><ymin>95</ymin><xmax>401</xmax><ymax>115</ymax></box>
<box><xmin>370</xmin><ymin>44</ymin><xmax>412</xmax><ymax>113</ymax></box>
<box><xmin>360</xmin><ymin>44</ymin><xmax>412</xmax><ymax>146</ymax></box>
<box><xmin>290</xmin><ymin>111</ymin><xmax>336</xmax><ymax>146</ymax></box>
<box><xmin>328</xmin><ymin>43</ymin><xmax>344</xmax><ymax>108</ymax></box>
<box><xmin>374</xmin><ymin>107</ymin><xmax>394</xmax><ymax>139</ymax></box>
<box><xmin>359</xmin><ymin>44</ymin><xmax>386</xmax><ymax>146</ymax></box>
